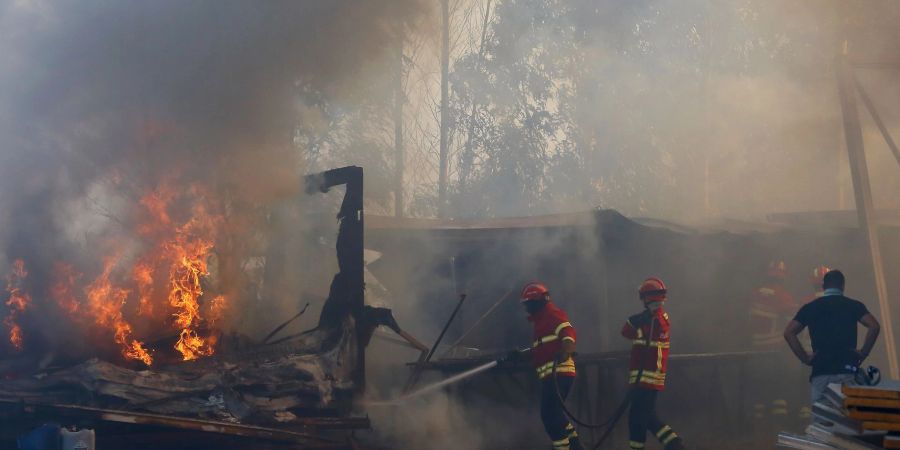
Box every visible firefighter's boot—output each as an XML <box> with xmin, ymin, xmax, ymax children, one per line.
<box><xmin>664</xmin><ymin>437</ymin><xmax>686</xmax><ymax>450</ymax></box>
<box><xmin>568</xmin><ymin>436</ymin><xmax>584</xmax><ymax>450</ymax></box>
<box><xmin>565</xmin><ymin>423</ymin><xmax>583</xmax><ymax>450</ymax></box>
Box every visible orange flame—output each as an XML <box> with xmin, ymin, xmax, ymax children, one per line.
<box><xmin>51</xmin><ymin>262</ymin><xmax>81</xmax><ymax>314</ymax></box>
<box><xmin>140</xmin><ymin>184</ymin><xmax>225</xmax><ymax>361</ymax></box>
<box><xmin>4</xmin><ymin>259</ymin><xmax>31</xmax><ymax>349</ymax></box>
<box><xmin>85</xmin><ymin>257</ymin><xmax>153</xmax><ymax>366</ymax></box>
<box><xmin>29</xmin><ymin>180</ymin><xmax>229</xmax><ymax>365</ymax></box>
<box><xmin>133</xmin><ymin>262</ymin><xmax>155</xmax><ymax>317</ymax></box>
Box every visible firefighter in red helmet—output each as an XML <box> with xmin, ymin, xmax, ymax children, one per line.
<box><xmin>621</xmin><ymin>277</ymin><xmax>684</xmax><ymax>450</ymax></box>
<box><xmin>520</xmin><ymin>282</ymin><xmax>582</xmax><ymax>450</ymax></box>
<box><xmin>748</xmin><ymin>260</ymin><xmax>798</xmax><ymax>424</ymax></box>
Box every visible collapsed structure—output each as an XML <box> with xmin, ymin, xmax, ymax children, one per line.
<box><xmin>0</xmin><ymin>167</ymin><xmax>376</xmax><ymax>448</ymax></box>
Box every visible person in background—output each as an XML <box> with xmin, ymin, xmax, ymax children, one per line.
<box><xmin>747</xmin><ymin>260</ymin><xmax>798</xmax><ymax>424</ymax></box>
<box><xmin>790</xmin><ymin>265</ymin><xmax>832</xmax><ymax>420</ymax></box>
<box><xmin>783</xmin><ymin>270</ymin><xmax>881</xmax><ymax>406</ymax></box>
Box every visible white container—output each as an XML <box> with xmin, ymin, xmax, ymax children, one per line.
<box><xmin>60</xmin><ymin>428</ymin><xmax>95</xmax><ymax>450</ymax></box>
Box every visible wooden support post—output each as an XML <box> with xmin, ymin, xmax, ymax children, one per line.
<box><xmin>836</xmin><ymin>54</ymin><xmax>899</xmax><ymax>378</ymax></box>
<box><xmin>438</xmin><ymin>0</ymin><xmax>450</xmax><ymax>218</ymax></box>
<box><xmin>853</xmin><ymin>73</ymin><xmax>900</xmax><ymax>169</ymax></box>
<box><xmin>394</xmin><ymin>37</ymin><xmax>405</xmax><ymax>218</ymax></box>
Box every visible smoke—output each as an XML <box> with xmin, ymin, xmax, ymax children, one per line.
<box><xmin>0</xmin><ymin>0</ymin><xmax>427</xmax><ymax>358</ymax></box>
<box><xmin>437</xmin><ymin>0</ymin><xmax>900</xmax><ymax>223</ymax></box>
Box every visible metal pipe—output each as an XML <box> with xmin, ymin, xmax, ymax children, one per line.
<box><xmin>425</xmin><ymin>294</ymin><xmax>467</xmax><ymax>363</ymax></box>
<box><xmin>442</xmin><ymin>288</ymin><xmax>514</xmax><ymax>357</ymax></box>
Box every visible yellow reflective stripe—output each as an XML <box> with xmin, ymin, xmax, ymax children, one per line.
<box><xmin>758</xmin><ymin>287</ymin><xmax>775</xmax><ymax>296</ymax></box>
<box><xmin>552</xmin><ymin>437</ymin><xmax>570</xmax><ymax>448</ymax></box>
<box><xmin>655</xmin><ymin>425</ymin><xmax>672</xmax><ymax>439</ymax></box>
<box><xmin>561</xmin><ymin>336</ymin><xmax>575</xmax><ymax>343</ymax></box>
<box><xmin>750</xmin><ymin>307</ymin><xmax>778</xmax><ymax>319</ymax></box>
<box><xmin>536</xmin><ymin>358</ymin><xmax>576</xmax><ymax>378</ymax></box>
<box><xmin>661</xmin><ymin>432</ymin><xmax>678</xmax><ymax>445</ymax></box>
<box><xmin>656</xmin><ymin>345</ymin><xmax>663</xmax><ymax>372</ymax></box>
<box><xmin>533</xmin><ymin>334</ymin><xmax>558</xmax><ymax>347</ymax></box>
<box><xmin>629</xmin><ymin>441</ymin><xmax>645</xmax><ymax>449</ymax></box>
<box><xmin>554</xmin><ymin>321</ymin><xmax>572</xmax><ymax>336</ymax></box>
<box><xmin>628</xmin><ymin>370</ymin><xmax>666</xmax><ymax>385</ymax></box>
<box><xmin>632</xmin><ymin>340</ymin><xmax>669</xmax><ymax>348</ymax></box>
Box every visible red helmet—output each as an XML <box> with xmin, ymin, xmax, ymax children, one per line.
<box><xmin>768</xmin><ymin>260</ymin><xmax>787</xmax><ymax>280</ymax></box>
<box><xmin>638</xmin><ymin>277</ymin><xmax>667</xmax><ymax>302</ymax></box>
<box><xmin>811</xmin><ymin>265</ymin><xmax>831</xmax><ymax>288</ymax></box>
<box><xmin>520</xmin><ymin>282</ymin><xmax>549</xmax><ymax>302</ymax></box>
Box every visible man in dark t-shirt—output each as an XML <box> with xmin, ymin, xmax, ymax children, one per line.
<box><xmin>783</xmin><ymin>270</ymin><xmax>881</xmax><ymax>405</ymax></box>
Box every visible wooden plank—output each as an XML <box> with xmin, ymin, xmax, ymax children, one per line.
<box><xmin>845</xmin><ymin>397</ymin><xmax>900</xmax><ymax>409</ymax></box>
<box><xmin>843</xmin><ymin>381</ymin><xmax>900</xmax><ymax>400</ymax></box>
<box><xmin>847</xmin><ymin>407</ymin><xmax>900</xmax><ymax>423</ymax></box>
<box><xmin>0</xmin><ymin>400</ymin><xmax>353</xmax><ymax>445</ymax></box>
<box><xmin>885</xmin><ymin>434</ymin><xmax>900</xmax><ymax>449</ymax></box>
<box><xmin>861</xmin><ymin>421</ymin><xmax>900</xmax><ymax>432</ymax></box>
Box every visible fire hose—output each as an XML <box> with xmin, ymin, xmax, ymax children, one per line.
<box><xmin>550</xmin><ymin>312</ymin><xmax>655</xmax><ymax>449</ymax></box>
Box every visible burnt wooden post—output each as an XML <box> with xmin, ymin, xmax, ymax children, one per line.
<box><xmin>304</xmin><ymin>166</ymin><xmax>366</xmax><ymax>390</ymax></box>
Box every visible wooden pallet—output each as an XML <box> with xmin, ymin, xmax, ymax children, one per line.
<box><xmin>884</xmin><ymin>433</ymin><xmax>900</xmax><ymax>449</ymax></box>
<box><xmin>843</xmin><ymin>381</ymin><xmax>900</xmax><ymax>400</ymax></box>
<box><xmin>845</xmin><ymin>397</ymin><xmax>900</xmax><ymax>410</ymax></box>
<box><xmin>848</xmin><ymin>407</ymin><xmax>900</xmax><ymax>423</ymax></box>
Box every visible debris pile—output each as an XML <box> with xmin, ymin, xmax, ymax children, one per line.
<box><xmin>778</xmin><ymin>381</ymin><xmax>900</xmax><ymax>449</ymax></box>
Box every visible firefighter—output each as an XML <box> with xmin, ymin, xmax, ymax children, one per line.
<box><xmin>621</xmin><ymin>277</ymin><xmax>684</xmax><ymax>450</ymax></box>
<box><xmin>520</xmin><ymin>282</ymin><xmax>582</xmax><ymax>450</ymax></box>
<box><xmin>748</xmin><ymin>260</ymin><xmax>798</xmax><ymax>422</ymax></box>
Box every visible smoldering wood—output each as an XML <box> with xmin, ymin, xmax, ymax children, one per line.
<box><xmin>0</xmin><ymin>320</ymin><xmax>357</xmax><ymax>421</ymax></box>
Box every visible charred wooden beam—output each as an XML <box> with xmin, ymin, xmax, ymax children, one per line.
<box><xmin>303</xmin><ymin>166</ymin><xmax>366</xmax><ymax>392</ymax></box>
<box><xmin>0</xmin><ymin>400</ymin><xmax>368</xmax><ymax>446</ymax></box>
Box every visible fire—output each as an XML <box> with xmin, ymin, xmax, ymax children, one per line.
<box><xmin>163</xmin><ymin>193</ymin><xmax>223</xmax><ymax>361</ymax></box>
<box><xmin>51</xmin><ymin>262</ymin><xmax>81</xmax><ymax>314</ymax></box>
<box><xmin>133</xmin><ymin>262</ymin><xmax>154</xmax><ymax>317</ymax></box>
<box><xmin>4</xmin><ymin>259</ymin><xmax>31</xmax><ymax>350</ymax></box>
<box><xmin>207</xmin><ymin>295</ymin><xmax>227</xmax><ymax>327</ymax></box>
<box><xmin>85</xmin><ymin>256</ymin><xmax>153</xmax><ymax>366</ymax></box>
<box><xmin>9</xmin><ymin>179</ymin><xmax>228</xmax><ymax>365</ymax></box>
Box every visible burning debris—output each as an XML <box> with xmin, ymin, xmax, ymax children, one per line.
<box><xmin>4</xmin><ymin>259</ymin><xmax>30</xmax><ymax>350</ymax></box>
<box><xmin>0</xmin><ymin>167</ymin><xmax>375</xmax><ymax>448</ymax></box>
<box><xmin>1</xmin><ymin>181</ymin><xmax>229</xmax><ymax>367</ymax></box>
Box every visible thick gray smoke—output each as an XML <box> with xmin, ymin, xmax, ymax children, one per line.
<box><xmin>0</xmin><ymin>0</ymin><xmax>426</xmax><ymax>358</ymax></box>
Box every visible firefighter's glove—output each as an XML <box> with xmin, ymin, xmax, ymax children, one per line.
<box><xmin>628</xmin><ymin>310</ymin><xmax>652</xmax><ymax>327</ymax></box>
